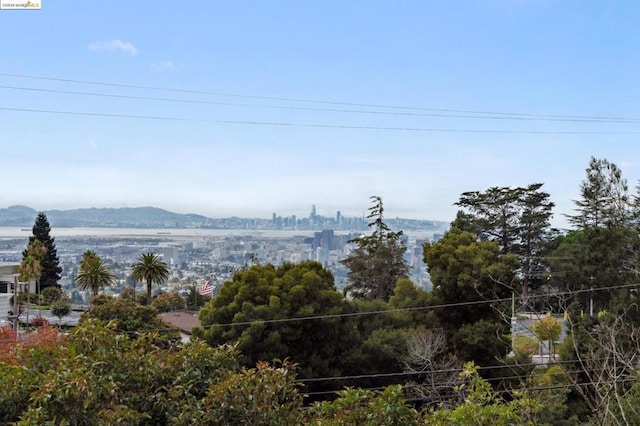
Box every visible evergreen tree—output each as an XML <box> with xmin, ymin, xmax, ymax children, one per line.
<box><xmin>423</xmin><ymin>227</ymin><xmax>519</xmax><ymax>329</ymax></box>
<box><xmin>341</xmin><ymin>196</ymin><xmax>409</xmax><ymax>301</ymax></box>
<box><xmin>23</xmin><ymin>212</ymin><xmax>62</xmax><ymax>291</ymax></box>
<box><xmin>195</xmin><ymin>261</ymin><xmax>358</xmax><ymax>381</ymax></box>
<box><xmin>455</xmin><ymin>184</ymin><xmax>554</xmax><ymax>255</ymax></box>
<box><xmin>455</xmin><ymin>184</ymin><xmax>555</xmax><ymax>310</ymax></box>
<box><xmin>568</xmin><ymin>156</ymin><xmax>630</xmax><ymax>229</ymax></box>
<box><xmin>456</xmin><ymin>186</ymin><xmax>524</xmax><ymax>254</ymax></box>
<box><xmin>518</xmin><ymin>183</ymin><xmax>556</xmax><ymax>309</ymax></box>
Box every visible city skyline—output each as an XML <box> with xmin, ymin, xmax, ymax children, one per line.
<box><xmin>0</xmin><ymin>203</ymin><xmax>448</xmax><ymax>230</ymax></box>
<box><xmin>3</xmin><ymin>2</ymin><xmax>640</xmax><ymax>227</ymax></box>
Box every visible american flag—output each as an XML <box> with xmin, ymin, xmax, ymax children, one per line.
<box><xmin>198</xmin><ymin>280</ymin><xmax>213</xmax><ymax>297</ymax></box>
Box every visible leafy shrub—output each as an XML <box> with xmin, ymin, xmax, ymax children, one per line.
<box><xmin>514</xmin><ymin>335</ymin><xmax>538</xmax><ymax>356</ymax></box>
<box><xmin>153</xmin><ymin>293</ymin><xmax>186</xmax><ymax>313</ymax></box>
<box><xmin>41</xmin><ymin>286</ymin><xmax>62</xmax><ymax>304</ymax></box>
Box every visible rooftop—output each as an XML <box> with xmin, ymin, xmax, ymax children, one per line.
<box><xmin>159</xmin><ymin>312</ymin><xmax>200</xmax><ymax>335</ymax></box>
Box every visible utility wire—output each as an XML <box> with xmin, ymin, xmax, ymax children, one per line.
<box><xmin>189</xmin><ymin>281</ymin><xmax>640</xmax><ymax>330</ymax></box>
<box><xmin>0</xmin><ymin>84</ymin><xmax>636</xmax><ymax>124</ymax></box>
<box><xmin>300</xmin><ymin>359</ymin><xmax>638</xmax><ymax>396</ymax></box>
<box><xmin>304</xmin><ymin>379</ymin><xmax>631</xmax><ymax>399</ymax></box>
<box><xmin>0</xmin><ymin>326</ymin><xmax>625</xmax><ymax>392</ymax></box>
<box><xmin>1</xmin><ymin>72</ymin><xmax>637</xmax><ymax>122</ymax></box>
<box><xmin>297</xmin><ymin>359</ymin><xmax>599</xmax><ymax>384</ymax></box>
<box><xmin>5</xmin><ymin>281</ymin><xmax>628</xmax><ymax>337</ymax></box>
<box><xmin>1</xmin><ymin>106</ymin><xmax>638</xmax><ymax>135</ymax></box>
<box><xmin>6</xmin><ymin>283</ymin><xmax>637</xmax><ymax>384</ymax></box>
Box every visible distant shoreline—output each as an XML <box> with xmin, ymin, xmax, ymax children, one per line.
<box><xmin>0</xmin><ymin>227</ymin><xmax>437</xmax><ymax>239</ymax></box>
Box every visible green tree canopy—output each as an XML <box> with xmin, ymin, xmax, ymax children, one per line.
<box><xmin>455</xmin><ymin>184</ymin><xmax>555</xmax><ymax>309</ymax></box>
<box><xmin>152</xmin><ymin>293</ymin><xmax>186</xmax><ymax>313</ymax></box>
<box><xmin>341</xmin><ymin>196</ymin><xmax>409</xmax><ymax>301</ymax></box>
<box><xmin>41</xmin><ymin>286</ymin><xmax>62</xmax><ymax>304</ymax></box>
<box><xmin>534</xmin><ymin>316</ymin><xmax>562</xmax><ymax>343</ymax></box>
<box><xmin>568</xmin><ymin>156</ymin><xmax>630</xmax><ymax>229</ymax></box>
<box><xmin>185</xmin><ymin>285</ymin><xmax>207</xmax><ymax>311</ymax></box>
<box><xmin>80</xmin><ymin>296</ymin><xmax>177</xmax><ymax>344</ymax></box>
<box><xmin>423</xmin><ymin>227</ymin><xmax>520</xmax><ymax>329</ymax></box>
<box><xmin>18</xmin><ymin>253</ymin><xmax>42</xmax><ymax>287</ymax></box>
<box><xmin>131</xmin><ymin>253</ymin><xmax>169</xmax><ymax>305</ymax></box>
<box><xmin>549</xmin><ymin>227</ymin><xmax>640</xmax><ymax>311</ymax></box>
<box><xmin>50</xmin><ymin>300</ymin><xmax>71</xmax><ymax>327</ymax></box>
<box><xmin>75</xmin><ymin>250</ymin><xmax>117</xmax><ymax>297</ymax></box>
<box><xmin>195</xmin><ymin>261</ymin><xmax>358</xmax><ymax>380</ymax></box>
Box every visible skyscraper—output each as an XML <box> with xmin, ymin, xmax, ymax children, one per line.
<box><xmin>321</xmin><ymin>229</ymin><xmax>334</xmax><ymax>251</ymax></box>
<box><xmin>310</xmin><ymin>204</ymin><xmax>317</xmax><ymax>224</ymax></box>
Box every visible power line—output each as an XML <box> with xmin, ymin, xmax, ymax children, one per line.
<box><xmin>297</xmin><ymin>358</ymin><xmax>595</xmax><ymax>384</ymax></box>
<box><xmin>1</xmin><ymin>106</ymin><xmax>638</xmax><ymax>135</ymax></box>
<box><xmin>6</xmin><ymin>279</ymin><xmax>627</xmax><ymax>338</ymax></box>
<box><xmin>0</xmin><ymin>324</ymin><xmax>623</xmax><ymax>392</ymax></box>
<box><xmin>0</xmin><ymin>84</ymin><xmax>636</xmax><ymax>124</ymax></box>
<box><xmin>1</xmin><ymin>71</ymin><xmax>637</xmax><ymax>122</ymax></box>
<box><xmin>38</xmin><ymin>281</ymin><xmax>631</xmax><ymax>336</ymax></box>
<box><xmin>301</xmin><ymin>362</ymin><xmax>634</xmax><ymax>397</ymax></box>
<box><xmin>192</xmin><ymin>282</ymin><xmax>640</xmax><ymax>330</ymax></box>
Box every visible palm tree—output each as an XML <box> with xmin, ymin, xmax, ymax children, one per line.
<box><xmin>75</xmin><ymin>251</ymin><xmax>116</xmax><ymax>297</ymax></box>
<box><xmin>81</xmin><ymin>249</ymin><xmax>97</xmax><ymax>262</ymax></box>
<box><xmin>131</xmin><ymin>253</ymin><xmax>169</xmax><ymax>305</ymax></box>
<box><xmin>18</xmin><ymin>253</ymin><xmax>43</xmax><ymax>326</ymax></box>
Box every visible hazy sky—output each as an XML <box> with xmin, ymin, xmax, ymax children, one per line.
<box><xmin>2</xmin><ymin>1</ymin><xmax>640</xmax><ymax>227</ymax></box>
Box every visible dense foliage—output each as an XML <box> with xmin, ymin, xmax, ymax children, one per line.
<box><xmin>153</xmin><ymin>292</ymin><xmax>187</xmax><ymax>312</ymax></box>
<box><xmin>6</xmin><ymin>156</ymin><xmax>640</xmax><ymax>423</ymax></box>
<box><xmin>0</xmin><ymin>322</ymin><xmax>533</xmax><ymax>425</ymax></box>
<box><xmin>196</xmin><ymin>261</ymin><xmax>357</xmax><ymax>380</ymax></box>
<box><xmin>80</xmin><ymin>296</ymin><xmax>180</xmax><ymax>345</ymax></box>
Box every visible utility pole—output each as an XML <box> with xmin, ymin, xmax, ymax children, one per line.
<box><xmin>25</xmin><ymin>281</ymin><xmax>29</xmax><ymax>330</ymax></box>
<box><xmin>589</xmin><ymin>276</ymin><xmax>595</xmax><ymax>317</ymax></box>
<box><xmin>194</xmin><ymin>282</ymin><xmax>197</xmax><ymax>312</ymax></box>
<box><xmin>12</xmin><ymin>276</ymin><xmax>19</xmax><ymax>341</ymax></box>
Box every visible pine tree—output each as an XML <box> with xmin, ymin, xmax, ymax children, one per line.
<box><xmin>455</xmin><ymin>184</ymin><xmax>555</xmax><ymax>310</ymax></box>
<box><xmin>568</xmin><ymin>157</ymin><xmax>630</xmax><ymax>229</ymax></box>
<box><xmin>23</xmin><ymin>212</ymin><xmax>62</xmax><ymax>291</ymax></box>
<box><xmin>341</xmin><ymin>196</ymin><xmax>408</xmax><ymax>301</ymax></box>
<box><xmin>456</xmin><ymin>186</ymin><xmax>525</xmax><ymax>254</ymax></box>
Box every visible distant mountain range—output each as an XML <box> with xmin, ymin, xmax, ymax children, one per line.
<box><xmin>0</xmin><ymin>205</ymin><xmax>448</xmax><ymax>232</ymax></box>
<box><xmin>0</xmin><ymin>205</ymin><xmax>210</xmax><ymax>228</ymax></box>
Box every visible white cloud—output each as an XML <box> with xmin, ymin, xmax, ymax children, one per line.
<box><xmin>151</xmin><ymin>60</ymin><xmax>175</xmax><ymax>71</ymax></box>
<box><xmin>88</xmin><ymin>39</ymin><xmax>138</xmax><ymax>56</ymax></box>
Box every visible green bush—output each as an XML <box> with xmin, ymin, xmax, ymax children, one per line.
<box><xmin>41</xmin><ymin>287</ymin><xmax>63</xmax><ymax>304</ymax></box>
<box><xmin>514</xmin><ymin>335</ymin><xmax>539</xmax><ymax>356</ymax></box>
<box><xmin>153</xmin><ymin>293</ymin><xmax>186</xmax><ymax>313</ymax></box>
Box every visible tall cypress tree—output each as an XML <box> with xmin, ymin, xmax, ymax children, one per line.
<box><xmin>455</xmin><ymin>184</ymin><xmax>555</xmax><ymax>310</ymax></box>
<box><xmin>341</xmin><ymin>196</ymin><xmax>409</xmax><ymax>301</ymax></box>
<box><xmin>23</xmin><ymin>212</ymin><xmax>62</xmax><ymax>291</ymax></box>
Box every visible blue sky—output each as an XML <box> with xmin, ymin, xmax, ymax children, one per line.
<box><xmin>2</xmin><ymin>1</ymin><xmax>640</xmax><ymax>227</ymax></box>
